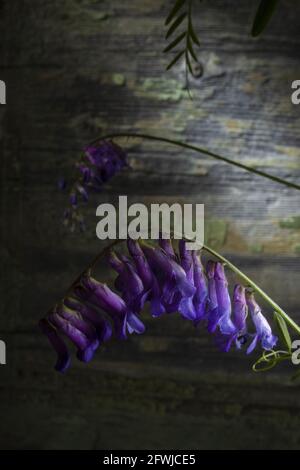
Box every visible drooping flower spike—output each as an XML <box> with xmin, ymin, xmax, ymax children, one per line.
<box><xmin>39</xmin><ymin>239</ymin><xmax>280</xmax><ymax>373</ymax></box>
<box><xmin>59</xmin><ymin>141</ymin><xmax>128</xmax><ymax>231</ymax></box>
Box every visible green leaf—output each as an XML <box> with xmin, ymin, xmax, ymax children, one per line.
<box><xmin>165</xmin><ymin>0</ymin><xmax>186</xmax><ymax>26</ymax></box>
<box><xmin>251</xmin><ymin>0</ymin><xmax>279</xmax><ymax>37</ymax></box>
<box><xmin>273</xmin><ymin>312</ymin><xmax>292</xmax><ymax>352</ymax></box>
<box><xmin>189</xmin><ymin>20</ymin><xmax>200</xmax><ymax>46</ymax></box>
<box><xmin>166</xmin><ymin>50</ymin><xmax>185</xmax><ymax>70</ymax></box>
<box><xmin>185</xmin><ymin>51</ymin><xmax>193</xmax><ymax>75</ymax></box>
<box><xmin>187</xmin><ymin>37</ymin><xmax>198</xmax><ymax>62</ymax></box>
<box><xmin>166</xmin><ymin>12</ymin><xmax>187</xmax><ymax>39</ymax></box>
<box><xmin>163</xmin><ymin>32</ymin><xmax>186</xmax><ymax>53</ymax></box>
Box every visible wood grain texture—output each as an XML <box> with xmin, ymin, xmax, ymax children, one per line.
<box><xmin>0</xmin><ymin>0</ymin><xmax>300</xmax><ymax>450</ymax></box>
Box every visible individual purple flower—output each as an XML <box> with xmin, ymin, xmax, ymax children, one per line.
<box><xmin>191</xmin><ymin>250</ymin><xmax>208</xmax><ymax>323</ymax></box>
<box><xmin>64</xmin><ymin>297</ymin><xmax>112</xmax><ymax>342</ymax></box>
<box><xmin>48</xmin><ymin>306</ymin><xmax>98</xmax><ymax>363</ymax></box>
<box><xmin>206</xmin><ymin>261</ymin><xmax>219</xmax><ymax>333</ymax></box>
<box><xmin>127</xmin><ymin>239</ymin><xmax>153</xmax><ymax>290</ymax></box>
<box><xmin>141</xmin><ymin>242</ymin><xmax>195</xmax><ymax>299</ymax></box>
<box><xmin>108</xmin><ymin>250</ymin><xmax>149</xmax><ymax>313</ymax></box>
<box><xmin>179</xmin><ymin>240</ymin><xmax>194</xmax><ymax>282</ymax></box>
<box><xmin>79</xmin><ymin>274</ymin><xmax>145</xmax><ymax>339</ymax></box>
<box><xmin>56</xmin><ymin>302</ymin><xmax>99</xmax><ymax>351</ymax></box>
<box><xmin>246</xmin><ymin>291</ymin><xmax>278</xmax><ymax>354</ymax></box>
<box><xmin>178</xmin><ymin>240</ymin><xmax>198</xmax><ymax>321</ymax></box>
<box><xmin>141</xmin><ymin>241</ymin><xmax>196</xmax><ymax>316</ymax></box>
<box><xmin>84</xmin><ymin>141</ymin><xmax>128</xmax><ymax>174</ymax></box>
<box><xmin>127</xmin><ymin>239</ymin><xmax>166</xmax><ymax>317</ymax></box>
<box><xmin>159</xmin><ymin>237</ymin><xmax>176</xmax><ymax>260</ymax></box>
<box><xmin>232</xmin><ymin>285</ymin><xmax>248</xmax><ymax>344</ymax></box>
<box><xmin>214</xmin><ymin>262</ymin><xmax>236</xmax><ymax>335</ymax></box>
<box><xmin>39</xmin><ymin>319</ymin><xmax>71</xmax><ymax>373</ymax></box>
<box><xmin>215</xmin><ymin>284</ymin><xmax>248</xmax><ymax>352</ymax></box>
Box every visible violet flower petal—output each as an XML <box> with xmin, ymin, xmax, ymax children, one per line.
<box><xmin>179</xmin><ymin>240</ymin><xmax>194</xmax><ymax>283</ymax></box>
<box><xmin>64</xmin><ymin>297</ymin><xmax>112</xmax><ymax>342</ymax></box>
<box><xmin>84</xmin><ymin>141</ymin><xmax>128</xmax><ymax>170</ymax></box>
<box><xmin>57</xmin><ymin>303</ymin><xmax>99</xmax><ymax>350</ymax></box>
<box><xmin>214</xmin><ymin>263</ymin><xmax>236</xmax><ymax>335</ymax></box>
<box><xmin>79</xmin><ymin>276</ymin><xmax>128</xmax><ymax>339</ymax></box>
<box><xmin>127</xmin><ymin>311</ymin><xmax>146</xmax><ymax>334</ymax></box>
<box><xmin>192</xmin><ymin>251</ymin><xmax>208</xmax><ymax>322</ymax></box>
<box><xmin>108</xmin><ymin>251</ymin><xmax>146</xmax><ymax>312</ymax></box>
<box><xmin>141</xmin><ymin>242</ymin><xmax>195</xmax><ymax>298</ymax></box>
<box><xmin>246</xmin><ymin>291</ymin><xmax>277</xmax><ymax>353</ymax></box>
<box><xmin>39</xmin><ymin>318</ymin><xmax>71</xmax><ymax>373</ymax></box>
<box><xmin>233</xmin><ymin>284</ymin><xmax>248</xmax><ymax>335</ymax></box>
<box><xmin>77</xmin><ymin>346</ymin><xmax>96</xmax><ymax>363</ymax></box>
<box><xmin>81</xmin><ymin>276</ymin><xmax>127</xmax><ymax>315</ymax></box>
<box><xmin>127</xmin><ymin>239</ymin><xmax>166</xmax><ymax>316</ymax></box>
<box><xmin>206</xmin><ymin>261</ymin><xmax>219</xmax><ymax>333</ymax></box>
<box><xmin>48</xmin><ymin>312</ymin><xmax>90</xmax><ymax>351</ymax></box>
<box><xmin>127</xmin><ymin>239</ymin><xmax>153</xmax><ymax>289</ymax></box>
<box><xmin>149</xmin><ymin>276</ymin><xmax>166</xmax><ymax>317</ymax></box>
<box><xmin>159</xmin><ymin>238</ymin><xmax>176</xmax><ymax>259</ymax></box>
<box><xmin>80</xmin><ymin>275</ymin><xmax>145</xmax><ymax>339</ymax></box>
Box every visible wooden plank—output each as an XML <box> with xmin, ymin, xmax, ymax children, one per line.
<box><xmin>0</xmin><ymin>0</ymin><xmax>300</xmax><ymax>450</ymax></box>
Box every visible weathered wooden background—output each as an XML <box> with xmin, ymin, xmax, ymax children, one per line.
<box><xmin>0</xmin><ymin>0</ymin><xmax>300</xmax><ymax>449</ymax></box>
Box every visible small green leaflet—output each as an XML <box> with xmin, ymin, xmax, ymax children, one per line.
<box><xmin>166</xmin><ymin>12</ymin><xmax>187</xmax><ymax>39</ymax></box>
<box><xmin>273</xmin><ymin>311</ymin><xmax>292</xmax><ymax>352</ymax></box>
<box><xmin>187</xmin><ymin>37</ymin><xmax>198</xmax><ymax>61</ymax></box>
<box><xmin>163</xmin><ymin>32</ymin><xmax>186</xmax><ymax>53</ymax></box>
<box><xmin>166</xmin><ymin>50</ymin><xmax>185</xmax><ymax>70</ymax></box>
<box><xmin>251</xmin><ymin>0</ymin><xmax>279</xmax><ymax>37</ymax></box>
<box><xmin>164</xmin><ymin>0</ymin><xmax>201</xmax><ymax>82</ymax></box>
<box><xmin>165</xmin><ymin>0</ymin><xmax>186</xmax><ymax>26</ymax></box>
<box><xmin>188</xmin><ymin>18</ymin><xmax>200</xmax><ymax>46</ymax></box>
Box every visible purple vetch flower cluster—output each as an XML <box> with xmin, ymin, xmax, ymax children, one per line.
<box><xmin>58</xmin><ymin>141</ymin><xmax>128</xmax><ymax>231</ymax></box>
<box><xmin>39</xmin><ymin>239</ymin><xmax>277</xmax><ymax>372</ymax></box>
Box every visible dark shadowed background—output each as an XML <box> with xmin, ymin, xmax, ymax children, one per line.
<box><xmin>0</xmin><ymin>0</ymin><xmax>300</xmax><ymax>450</ymax></box>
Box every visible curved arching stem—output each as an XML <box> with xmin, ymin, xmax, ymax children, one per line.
<box><xmin>203</xmin><ymin>244</ymin><xmax>300</xmax><ymax>336</ymax></box>
<box><xmin>65</xmin><ymin>131</ymin><xmax>300</xmax><ymax>333</ymax></box>
<box><xmin>89</xmin><ymin>132</ymin><xmax>300</xmax><ymax>191</ymax></box>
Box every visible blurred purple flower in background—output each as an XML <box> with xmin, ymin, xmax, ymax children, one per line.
<box><xmin>58</xmin><ymin>141</ymin><xmax>128</xmax><ymax>231</ymax></box>
<box><xmin>39</xmin><ymin>239</ymin><xmax>278</xmax><ymax>372</ymax></box>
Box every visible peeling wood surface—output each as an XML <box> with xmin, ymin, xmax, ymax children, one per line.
<box><xmin>0</xmin><ymin>0</ymin><xmax>300</xmax><ymax>450</ymax></box>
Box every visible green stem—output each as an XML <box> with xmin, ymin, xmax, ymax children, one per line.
<box><xmin>203</xmin><ymin>244</ymin><xmax>300</xmax><ymax>336</ymax></box>
<box><xmin>89</xmin><ymin>132</ymin><xmax>300</xmax><ymax>191</ymax></box>
<box><xmin>86</xmin><ymin>132</ymin><xmax>300</xmax><ymax>333</ymax></box>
